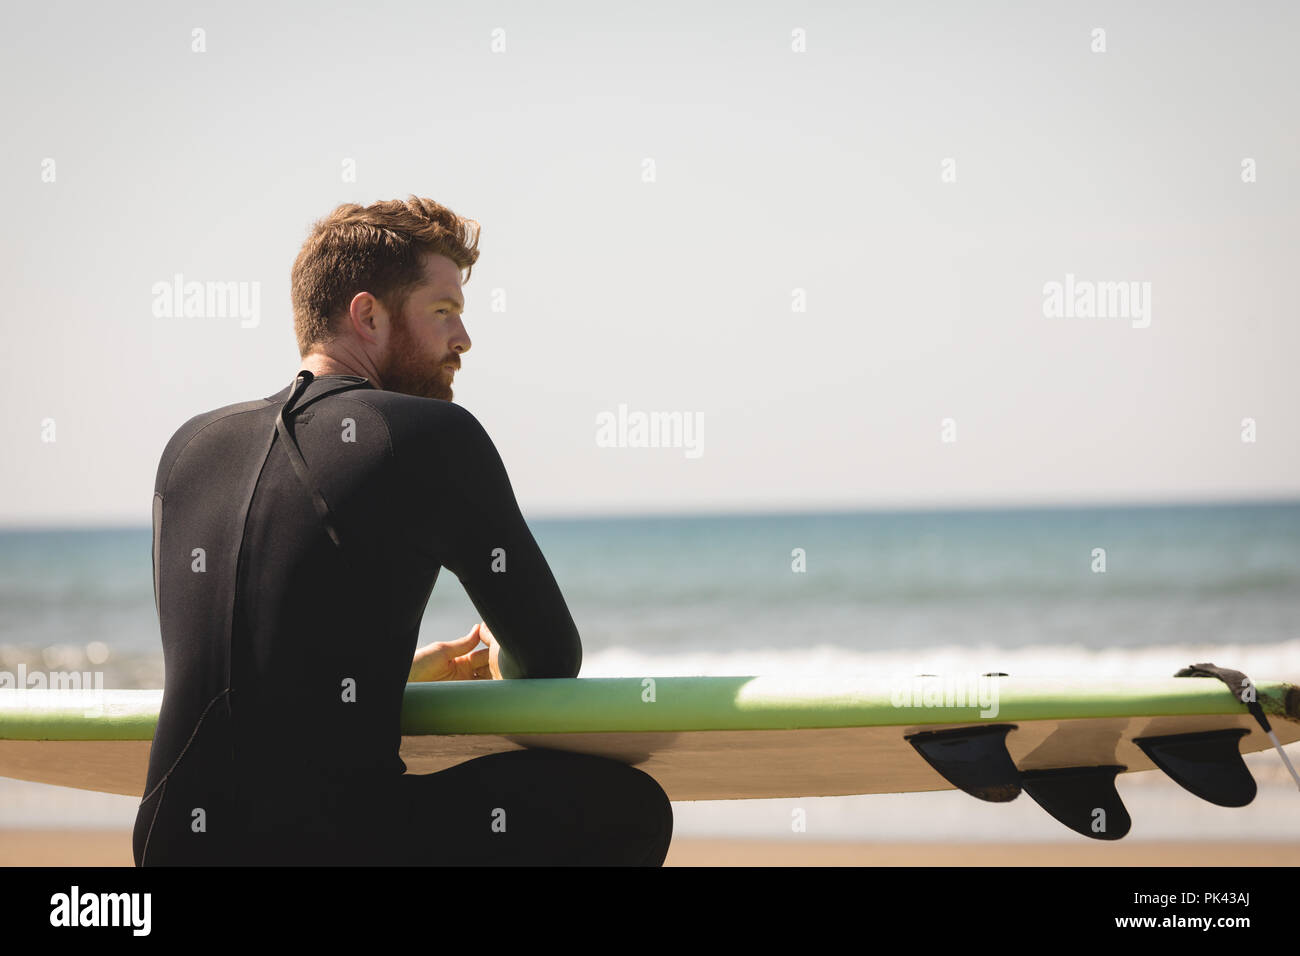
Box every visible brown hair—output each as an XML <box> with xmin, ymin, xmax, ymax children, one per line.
<box><xmin>291</xmin><ymin>196</ymin><xmax>481</xmax><ymax>356</ymax></box>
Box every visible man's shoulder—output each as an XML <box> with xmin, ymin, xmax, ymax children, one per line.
<box><xmin>154</xmin><ymin>386</ymin><xmax>495</xmax><ymax>490</ymax></box>
<box><xmin>167</xmin><ymin>395</ymin><xmax>278</xmax><ymax>445</ymax></box>
<box><xmin>342</xmin><ymin>391</ymin><xmax>491</xmax><ymax>445</ymax></box>
<box><xmin>154</xmin><ymin>395</ymin><xmax>280</xmax><ymax>489</ymax></box>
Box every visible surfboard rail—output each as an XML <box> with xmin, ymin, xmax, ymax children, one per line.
<box><xmin>1</xmin><ymin>678</ymin><xmax>1296</xmax><ymax>814</ymax></box>
<box><xmin>0</xmin><ymin>676</ymin><xmax>1295</xmax><ymax>739</ymax></box>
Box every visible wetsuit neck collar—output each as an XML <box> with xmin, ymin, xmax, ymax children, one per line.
<box><xmin>267</xmin><ymin>371</ymin><xmax>374</xmax><ymax>406</ymax></box>
<box><xmin>299</xmin><ymin>370</ymin><xmax>372</xmax><ymax>387</ymax></box>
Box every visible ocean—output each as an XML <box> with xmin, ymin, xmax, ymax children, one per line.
<box><xmin>3</xmin><ymin>501</ymin><xmax>1298</xmax><ymax>683</ymax></box>
<box><xmin>2</xmin><ymin>501</ymin><xmax>1298</xmax><ymax>837</ymax></box>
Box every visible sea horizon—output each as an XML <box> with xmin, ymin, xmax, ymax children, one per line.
<box><xmin>3</xmin><ymin>492</ymin><xmax>1299</xmax><ymax>533</ymax></box>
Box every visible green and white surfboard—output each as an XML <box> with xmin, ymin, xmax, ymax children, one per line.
<box><xmin>2</xmin><ymin>674</ymin><xmax>1297</xmax><ymax>840</ymax></box>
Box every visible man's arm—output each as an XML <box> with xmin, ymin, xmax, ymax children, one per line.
<box><xmin>413</xmin><ymin>403</ymin><xmax>581</xmax><ymax>679</ymax></box>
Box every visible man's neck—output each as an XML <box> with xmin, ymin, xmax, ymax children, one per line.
<box><xmin>300</xmin><ymin>350</ymin><xmax>382</xmax><ymax>387</ymax></box>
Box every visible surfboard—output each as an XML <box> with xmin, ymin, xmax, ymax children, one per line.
<box><xmin>2</xmin><ymin>674</ymin><xmax>1297</xmax><ymax>840</ymax></box>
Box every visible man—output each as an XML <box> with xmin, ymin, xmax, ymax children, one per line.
<box><xmin>133</xmin><ymin>196</ymin><xmax>673</xmax><ymax>865</ymax></box>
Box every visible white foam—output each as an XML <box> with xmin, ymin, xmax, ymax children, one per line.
<box><xmin>577</xmin><ymin>639</ymin><xmax>1300</xmax><ymax>680</ymax></box>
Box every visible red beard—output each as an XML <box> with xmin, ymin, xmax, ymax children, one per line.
<box><xmin>379</xmin><ymin>316</ymin><xmax>455</xmax><ymax>400</ymax></box>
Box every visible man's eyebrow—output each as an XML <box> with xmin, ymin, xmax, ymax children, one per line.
<box><xmin>430</xmin><ymin>297</ymin><xmax>464</xmax><ymax>310</ymax></box>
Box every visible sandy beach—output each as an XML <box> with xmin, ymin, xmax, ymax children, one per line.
<box><xmin>2</xmin><ymin>830</ymin><xmax>1296</xmax><ymax>866</ymax></box>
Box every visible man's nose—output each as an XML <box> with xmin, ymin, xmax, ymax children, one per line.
<box><xmin>452</xmin><ymin>315</ymin><xmax>471</xmax><ymax>353</ymax></box>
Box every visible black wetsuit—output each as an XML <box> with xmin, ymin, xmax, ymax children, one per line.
<box><xmin>132</xmin><ymin>371</ymin><xmax>672</xmax><ymax>865</ymax></box>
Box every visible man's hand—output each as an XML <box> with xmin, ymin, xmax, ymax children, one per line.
<box><xmin>408</xmin><ymin>621</ymin><xmax>502</xmax><ymax>682</ymax></box>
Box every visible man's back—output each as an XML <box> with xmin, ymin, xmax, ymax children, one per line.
<box><xmin>133</xmin><ymin>372</ymin><xmax>582</xmax><ymax>865</ymax></box>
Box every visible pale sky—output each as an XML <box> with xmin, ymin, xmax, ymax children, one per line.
<box><xmin>2</xmin><ymin>0</ymin><xmax>1297</xmax><ymax>526</ymax></box>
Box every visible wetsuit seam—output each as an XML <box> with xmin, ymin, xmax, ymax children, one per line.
<box><xmin>159</xmin><ymin>401</ymin><xmax>274</xmax><ymax>491</ymax></box>
<box><xmin>223</xmin><ymin>402</ymin><xmax>289</xmax><ymax>773</ymax></box>
<box><xmin>323</xmin><ymin>395</ymin><xmax>395</xmax><ymax>457</ymax></box>
<box><xmin>152</xmin><ymin>492</ymin><xmax>163</xmax><ymax>624</ymax></box>
<box><xmin>139</xmin><ymin>688</ymin><xmax>231</xmax><ymax>805</ymax></box>
<box><xmin>139</xmin><ymin>777</ymin><xmax>164</xmax><ymax>866</ymax></box>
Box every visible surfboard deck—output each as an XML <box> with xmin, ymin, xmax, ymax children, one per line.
<box><xmin>2</xmin><ymin>676</ymin><xmax>1296</xmax><ymax>804</ymax></box>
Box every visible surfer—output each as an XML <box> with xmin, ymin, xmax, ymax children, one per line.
<box><xmin>132</xmin><ymin>196</ymin><xmax>673</xmax><ymax>865</ymax></box>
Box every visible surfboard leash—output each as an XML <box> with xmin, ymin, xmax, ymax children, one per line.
<box><xmin>1176</xmin><ymin>662</ymin><xmax>1300</xmax><ymax>793</ymax></box>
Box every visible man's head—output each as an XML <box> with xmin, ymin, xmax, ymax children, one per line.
<box><xmin>291</xmin><ymin>196</ymin><xmax>480</xmax><ymax>400</ymax></box>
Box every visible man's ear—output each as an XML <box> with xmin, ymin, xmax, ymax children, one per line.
<box><xmin>348</xmin><ymin>292</ymin><xmax>384</xmax><ymax>343</ymax></box>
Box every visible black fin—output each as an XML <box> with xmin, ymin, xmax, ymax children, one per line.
<box><xmin>905</xmin><ymin>724</ymin><xmax>1021</xmax><ymax>802</ymax></box>
<box><xmin>1020</xmin><ymin>766</ymin><xmax>1131</xmax><ymax>840</ymax></box>
<box><xmin>1133</xmin><ymin>728</ymin><xmax>1257</xmax><ymax>807</ymax></box>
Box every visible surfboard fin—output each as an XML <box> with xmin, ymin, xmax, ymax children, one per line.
<box><xmin>905</xmin><ymin>724</ymin><xmax>1136</xmax><ymax>839</ymax></box>
<box><xmin>1133</xmin><ymin>728</ymin><xmax>1257</xmax><ymax>807</ymax></box>
<box><xmin>1020</xmin><ymin>766</ymin><xmax>1131</xmax><ymax>840</ymax></box>
<box><xmin>904</xmin><ymin>725</ymin><xmax>1021</xmax><ymax>802</ymax></box>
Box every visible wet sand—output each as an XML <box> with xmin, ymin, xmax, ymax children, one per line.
<box><xmin>2</xmin><ymin>830</ymin><xmax>1295</xmax><ymax>866</ymax></box>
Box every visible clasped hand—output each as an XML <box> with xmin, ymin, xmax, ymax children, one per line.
<box><xmin>408</xmin><ymin>621</ymin><xmax>502</xmax><ymax>682</ymax></box>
